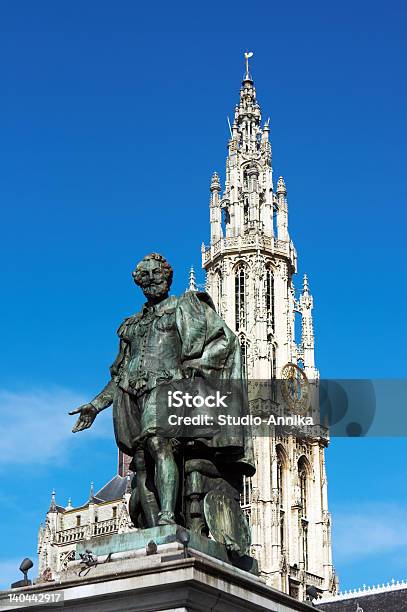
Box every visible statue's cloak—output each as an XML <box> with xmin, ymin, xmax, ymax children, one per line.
<box><xmin>175</xmin><ymin>291</ymin><xmax>255</xmax><ymax>477</ymax></box>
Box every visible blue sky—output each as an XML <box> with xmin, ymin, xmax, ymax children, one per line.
<box><xmin>0</xmin><ymin>0</ymin><xmax>407</xmax><ymax>592</ymax></box>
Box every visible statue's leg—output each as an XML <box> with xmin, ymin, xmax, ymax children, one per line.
<box><xmin>147</xmin><ymin>436</ymin><xmax>179</xmax><ymax>525</ymax></box>
<box><xmin>132</xmin><ymin>449</ymin><xmax>159</xmax><ymax>527</ymax></box>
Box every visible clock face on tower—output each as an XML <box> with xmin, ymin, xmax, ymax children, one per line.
<box><xmin>281</xmin><ymin>362</ymin><xmax>310</xmax><ymax>415</ymax></box>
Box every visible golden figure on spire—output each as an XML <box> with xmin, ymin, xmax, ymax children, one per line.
<box><xmin>244</xmin><ymin>51</ymin><xmax>253</xmax><ymax>79</ymax></box>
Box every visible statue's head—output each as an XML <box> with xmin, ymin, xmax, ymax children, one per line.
<box><xmin>132</xmin><ymin>253</ymin><xmax>173</xmax><ymax>301</ymax></box>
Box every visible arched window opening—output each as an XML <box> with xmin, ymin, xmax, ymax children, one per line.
<box><xmin>243</xmin><ymin>169</ymin><xmax>249</xmax><ymax>191</ymax></box>
<box><xmin>272</xmin><ymin>204</ymin><xmax>278</xmax><ymax>236</ymax></box>
<box><xmin>240</xmin><ymin>475</ymin><xmax>252</xmax><ymax>526</ymax></box>
<box><xmin>277</xmin><ymin>457</ymin><xmax>284</xmax><ymax>507</ymax></box>
<box><xmin>298</xmin><ymin>458</ymin><xmax>309</xmax><ymax>518</ymax></box>
<box><xmin>244</xmin><ymin>198</ymin><xmax>249</xmax><ymax>225</ymax></box>
<box><xmin>298</xmin><ymin>456</ymin><xmax>309</xmax><ymax>569</ymax></box>
<box><xmin>295</xmin><ymin>310</ymin><xmax>302</xmax><ymax>346</ymax></box>
<box><xmin>270</xmin><ymin>344</ymin><xmax>277</xmax><ymax>402</ymax></box>
<box><xmin>241</xmin><ymin>475</ymin><xmax>252</xmax><ymax>507</ymax></box>
<box><xmin>222</xmin><ymin>207</ymin><xmax>230</xmax><ymax>234</ymax></box>
<box><xmin>276</xmin><ymin>445</ymin><xmax>287</xmax><ymax>552</ymax></box>
<box><xmin>235</xmin><ymin>265</ymin><xmax>246</xmax><ymax>330</ymax></box>
<box><xmin>266</xmin><ymin>267</ymin><xmax>275</xmax><ymax>333</ymax></box>
<box><xmin>216</xmin><ymin>271</ymin><xmax>223</xmax><ymax>313</ymax></box>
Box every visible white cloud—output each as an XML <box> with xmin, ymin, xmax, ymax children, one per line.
<box><xmin>0</xmin><ymin>388</ymin><xmax>112</xmax><ymax>467</ymax></box>
<box><xmin>333</xmin><ymin>502</ymin><xmax>407</xmax><ymax>563</ymax></box>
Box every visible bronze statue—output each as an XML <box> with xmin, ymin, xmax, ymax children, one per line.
<box><xmin>70</xmin><ymin>253</ymin><xmax>254</xmax><ymax>557</ymax></box>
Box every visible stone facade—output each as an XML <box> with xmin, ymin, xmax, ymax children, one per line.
<box><xmin>201</xmin><ymin>64</ymin><xmax>336</xmax><ymax>599</ymax></box>
<box><xmin>37</xmin><ymin>477</ymin><xmax>134</xmax><ymax>580</ymax></box>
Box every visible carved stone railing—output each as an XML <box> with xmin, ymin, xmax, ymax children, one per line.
<box><xmin>306</xmin><ymin>572</ymin><xmax>324</xmax><ymax>588</ymax></box>
<box><xmin>57</xmin><ymin>525</ymin><xmax>86</xmax><ymax>544</ymax></box>
<box><xmin>57</xmin><ymin>518</ymin><xmax>119</xmax><ymax>544</ymax></box>
<box><xmin>288</xmin><ymin>566</ymin><xmax>324</xmax><ymax>588</ymax></box>
<box><xmin>92</xmin><ymin>518</ymin><xmax>118</xmax><ymax>537</ymax></box>
<box><xmin>202</xmin><ymin>235</ymin><xmax>293</xmax><ymax>265</ymax></box>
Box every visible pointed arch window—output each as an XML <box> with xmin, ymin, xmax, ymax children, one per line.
<box><xmin>244</xmin><ymin>197</ymin><xmax>249</xmax><ymax>225</ymax></box>
<box><xmin>243</xmin><ymin>169</ymin><xmax>249</xmax><ymax>191</ymax></box>
<box><xmin>235</xmin><ymin>264</ymin><xmax>246</xmax><ymax>330</ymax></box>
<box><xmin>298</xmin><ymin>458</ymin><xmax>308</xmax><ymax>518</ymax></box>
<box><xmin>222</xmin><ymin>207</ymin><xmax>230</xmax><ymax>233</ymax></box>
<box><xmin>266</xmin><ymin>266</ymin><xmax>275</xmax><ymax>333</ymax></box>
<box><xmin>277</xmin><ymin>452</ymin><xmax>284</xmax><ymax>507</ymax></box>
<box><xmin>298</xmin><ymin>457</ymin><xmax>309</xmax><ymax>569</ymax></box>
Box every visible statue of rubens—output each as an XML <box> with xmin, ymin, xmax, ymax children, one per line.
<box><xmin>70</xmin><ymin>253</ymin><xmax>255</xmax><ymax>557</ymax></box>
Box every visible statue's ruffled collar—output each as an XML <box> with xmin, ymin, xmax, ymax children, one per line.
<box><xmin>140</xmin><ymin>294</ymin><xmax>177</xmax><ymax>317</ymax></box>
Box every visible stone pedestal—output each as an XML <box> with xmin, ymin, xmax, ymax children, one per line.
<box><xmin>75</xmin><ymin>525</ymin><xmax>258</xmax><ymax>574</ymax></box>
<box><xmin>0</xmin><ymin>537</ymin><xmax>316</xmax><ymax>611</ymax></box>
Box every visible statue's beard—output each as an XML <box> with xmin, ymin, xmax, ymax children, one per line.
<box><xmin>142</xmin><ymin>281</ymin><xmax>169</xmax><ymax>300</ymax></box>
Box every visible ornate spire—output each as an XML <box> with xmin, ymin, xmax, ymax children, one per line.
<box><xmin>234</xmin><ymin>55</ymin><xmax>262</xmax><ymax>157</ymax></box>
<box><xmin>88</xmin><ymin>481</ymin><xmax>96</xmax><ymax>504</ymax></box>
<box><xmin>48</xmin><ymin>489</ymin><xmax>57</xmax><ymax>513</ymax></box>
<box><xmin>302</xmin><ymin>273</ymin><xmax>310</xmax><ymax>295</ymax></box>
<box><xmin>188</xmin><ymin>267</ymin><xmax>198</xmax><ymax>292</ymax></box>
<box><xmin>210</xmin><ymin>172</ymin><xmax>221</xmax><ymax>192</ymax></box>
<box><xmin>261</xmin><ymin>118</ymin><xmax>270</xmax><ymax>142</ymax></box>
<box><xmin>209</xmin><ymin>171</ymin><xmax>223</xmax><ymax>244</ymax></box>
<box><xmin>65</xmin><ymin>498</ymin><xmax>73</xmax><ymax>510</ymax></box>
<box><xmin>276</xmin><ymin>176</ymin><xmax>287</xmax><ymax>196</ymax></box>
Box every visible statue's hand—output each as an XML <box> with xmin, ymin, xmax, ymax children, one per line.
<box><xmin>69</xmin><ymin>403</ymin><xmax>98</xmax><ymax>433</ymax></box>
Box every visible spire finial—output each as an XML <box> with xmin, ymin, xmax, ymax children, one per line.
<box><xmin>66</xmin><ymin>497</ymin><xmax>73</xmax><ymax>510</ymax></box>
<box><xmin>188</xmin><ymin>267</ymin><xmax>198</xmax><ymax>292</ymax></box>
<box><xmin>49</xmin><ymin>489</ymin><xmax>57</xmax><ymax>513</ymax></box>
<box><xmin>89</xmin><ymin>481</ymin><xmax>95</xmax><ymax>503</ymax></box>
<box><xmin>244</xmin><ymin>51</ymin><xmax>254</xmax><ymax>81</ymax></box>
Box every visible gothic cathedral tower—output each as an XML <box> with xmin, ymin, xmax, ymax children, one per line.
<box><xmin>201</xmin><ymin>57</ymin><xmax>336</xmax><ymax>600</ymax></box>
